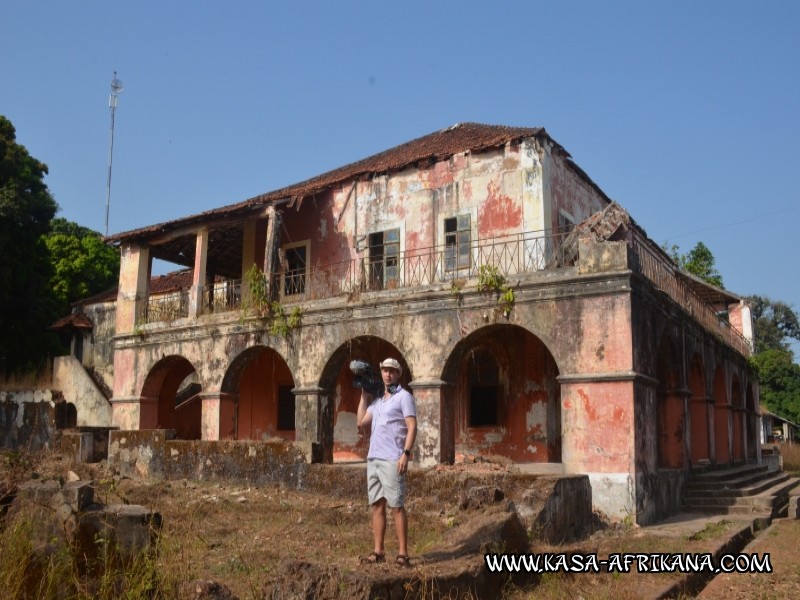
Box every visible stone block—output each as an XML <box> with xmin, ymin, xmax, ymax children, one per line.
<box><xmin>459</xmin><ymin>485</ymin><xmax>504</xmax><ymax>510</ymax></box>
<box><xmin>105</xmin><ymin>504</ymin><xmax>163</xmax><ymax>559</ymax></box>
<box><xmin>62</xmin><ymin>480</ymin><xmax>94</xmax><ymax>511</ymax></box>
<box><xmin>16</xmin><ymin>479</ymin><xmax>60</xmax><ymax>504</ymax></box>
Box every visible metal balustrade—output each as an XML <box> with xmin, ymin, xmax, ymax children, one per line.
<box><xmin>628</xmin><ymin>234</ymin><xmax>751</xmax><ymax>356</ymax></box>
<box><xmin>131</xmin><ymin>227</ymin><xmax>751</xmax><ymax>357</ymax></box>
<box><xmin>136</xmin><ymin>289</ymin><xmax>189</xmax><ymax>324</ymax></box>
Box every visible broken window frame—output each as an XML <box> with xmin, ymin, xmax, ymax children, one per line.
<box><xmin>281</xmin><ymin>240</ymin><xmax>310</xmax><ymax>296</ymax></box>
<box><xmin>368</xmin><ymin>228</ymin><xmax>400</xmax><ymax>290</ymax></box>
<box><xmin>444</xmin><ymin>214</ymin><xmax>471</xmax><ymax>271</ymax></box>
<box><xmin>557</xmin><ymin>209</ymin><xmax>576</xmax><ymax>234</ymax></box>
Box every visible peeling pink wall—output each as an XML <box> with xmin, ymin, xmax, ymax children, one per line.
<box><xmin>283</xmin><ymin>141</ymin><xmax>563</xmax><ymax>278</ymax></box>
<box><xmin>561</xmin><ymin>380</ymin><xmax>635</xmax><ymax>473</ymax></box>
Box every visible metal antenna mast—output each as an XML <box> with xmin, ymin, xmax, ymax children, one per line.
<box><xmin>105</xmin><ymin>72</ymin><xmax>124</xmax><ymax>236</ymax></box>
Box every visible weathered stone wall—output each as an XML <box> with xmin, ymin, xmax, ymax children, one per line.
<box><xmin>106</xmin><ymin>429</ymin><xmax>593</xmax><ymax>543</ymax></box>
<box><xmin>0</xmin><ymin>389</ymin><xmax>73</xmax><ymax>451</ymax></box>
<box><xmin>53</xmin><ymin>355</ymin><xmax>112</xmax><ymax>427</ymax></box>
<box><xmin>108</xmin><ymin>430</ymin><xmax>308</xmax><ymax>487</ymax></box>
<box><xmin>82</xmin><ymin>300</ymin><xmax>116</xmax><ymax>389</ymax></box>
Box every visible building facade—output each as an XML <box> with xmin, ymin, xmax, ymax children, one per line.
<box><xmin>67</xmin><ymin>123</ymin><xmax>758</xmax><ymax>524</ymax></box>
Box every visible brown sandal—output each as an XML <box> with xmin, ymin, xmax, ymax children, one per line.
<box><xmin>360</xmin><ymin>551</ymin><xmax>386</xmax><ymax>565</ymax></box>
<box><xmin>395</xmin><ymin>554</ymin><xmax>412</xmax><ymax>568</ymax></box>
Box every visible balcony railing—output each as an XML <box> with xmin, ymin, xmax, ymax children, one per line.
<box><xmin>133</xmin><ymin>230</ymin><xmax>573</xmax><ymax>324</ymax></box>
<box><xmin>129</xmin><ymin>228</ymin><xmax>752</xmax><ymax>356</ymax></box>
<box><xmin>628</xmin><ymin>233</ymin><xmax>751</xmax><ymax>356</ymax></box>
<box><xmin>136</xmin><ymin>289</ymin><xmax>189</xmax><ymax>324</ymax></box>
<box><xmin>274</xmin><ymin>230</ymin><xmax>574</xmax><ymax>302</ymax></box>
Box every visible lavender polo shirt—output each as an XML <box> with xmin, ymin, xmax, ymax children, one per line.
<box><xmin>366</xmin><ymin>385</ymin><xmax>417</xmax><ymax>461</ymax></box>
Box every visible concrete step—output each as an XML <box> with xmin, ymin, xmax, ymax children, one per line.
<box><xmin>689</xmin><ymin>463</ymin><xmax>767</xmax><ymax>483</ymax></box>
<box><xmin>686</xmin><ymin>472</ymin><xmax>790</xmax><ymax>497</ymax></box>
<box><xmin>684</xmin><ymin>477</ymin><xmax>800</xmax><ymax>512</ymax></box>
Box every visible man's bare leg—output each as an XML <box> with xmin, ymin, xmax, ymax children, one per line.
<box><xmin>371</xmin><ymin>498</ymin><xmax>387</xmax><ymax>554</ymax></box>
<box><xmin>392</xmin><ymin>506</ymin><xmax>408</xmax><ymax>557</ymax></box>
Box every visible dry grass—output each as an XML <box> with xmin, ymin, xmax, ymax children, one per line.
<box><xmin>778</xmin><ymin>441</ymin><xmax>800</xmax><ymax>474</ymax></box>
<box><xmin>504</xmin><ymin>520</ymin><xmax>735</xmax><ymax>600</ymax></box>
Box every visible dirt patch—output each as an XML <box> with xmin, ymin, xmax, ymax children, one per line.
<box><xmin>698</xmin><ymin>518</ymin><xmax>800</xmax><ymax>599</ymax></box>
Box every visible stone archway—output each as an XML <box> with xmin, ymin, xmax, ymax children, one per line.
<box><xmin>222</xmin><ymin>346</ymin><xmax>296</xmax><ymax>441</ymax></box>
<box><xmin>441</xmin><ymin>324</ymin><xmax>561</xmax><ymax>463</ymax></box>
<box><xmin>318</xmin><ymin>336</ymin><xmax>410</xmax><ymax>462</ymax></box>
<box><xmin>140</xmin><ymin>355</ymin><xmax>201</xmax><ymax>439</ymax></box>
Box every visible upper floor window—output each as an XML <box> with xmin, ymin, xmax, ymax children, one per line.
<box><xmin>445</xmin><ymin>214</ymin><xmax>471</xmax><ymax>270</ymax></box>
<box><xmin>557</xmin><ymin>210</ymin><xmax>575</xmax><ymax>234</ymax></box>
<box><xmin>282</xmin><ymin>241</ymin><xmax>309</xmax><ymax>296</ymax></box>
<box><xmin>368</xmin><ymin>229</ymin><xmax>400</xmax><ymax>289</ymax></box>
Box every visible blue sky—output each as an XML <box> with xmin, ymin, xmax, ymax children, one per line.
<box><xmin>2</xmin><ymin>1</ymin><xmax>798</xmax><ymax>354</ymax></box>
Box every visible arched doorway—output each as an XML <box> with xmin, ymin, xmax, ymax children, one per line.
<box><xmin>713</xmin><ymin>366</ymin><xmax>730</xmax><ymax>464</ymax></box>
<box><xmin>656</xmin><ymin>335</ymin><xmax>684</xmax><ymax>469</ymax></box>
<box><xmin>442</xmin><ymin>324</ymin><xmax>560</xmax><ymax>463</ymax></box>
<box><xmin>140</xmin><ymin>355</ymin><xmax>201</xmax><ymax>439</ymax></box>
<box><xmin>319</xmin><ymin>336</ymin><xmax>409</xmax><ymax>462</ymax></box>
<box><xmin>222</xmin><ymin>346</ymin><xmax>296</xmax><ymax>441</ymax></box>
<box><xmin>688</xmin><ymin>353</ymin><xmax>710</xmax><ymax>465</ymax></box>
<box><xmin>731</xmin><ymin>375</ymin><xmax>744</xmax><ymax>460</ymax></box>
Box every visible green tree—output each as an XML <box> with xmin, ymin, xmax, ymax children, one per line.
<box><xmin>667</xmin><ymin>241</ymin><xmax>724</xmax><ymax>288</ymax></box>
<box><xmin>44</xmin><ymin>217</ymin><xmax>120</xmax><ymax>312</ymax></box>
<box><xmin>751</xmin><ymin>349</ymin><xmax>800</xmax><ymax>424</ymax></box>
<box><xmin>746</xmin><ymin>295</ymin><xmax>800</xmax><ymax>354</ymax></box>
<box><xmin>746</xmin><ymin>296</ymin><xmax>800</xmax><ymax>423</ymax></box>
<box><xmin>0</xmin><ymin>115</ymin><xmax>60</xmax><ymax>374</ymax></box>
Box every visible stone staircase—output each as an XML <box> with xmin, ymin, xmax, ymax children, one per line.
<box><xmin>682</xmin><ymin>463</ymin><xmax>800</xmax><ymax>518</ymax></box>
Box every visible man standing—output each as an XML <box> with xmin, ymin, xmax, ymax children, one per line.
<box><xmin>357</xmin><ymin>358</ymin><xmax>417</xmax><ymax>568</ymax></box>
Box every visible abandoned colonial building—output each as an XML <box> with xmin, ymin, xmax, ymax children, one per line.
<box><xmin>55</xmin><ymin>123</ymin><xmax>760</xmax><ymax>524</ymax></box>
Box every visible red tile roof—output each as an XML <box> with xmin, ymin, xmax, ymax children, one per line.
<box><xmin>106</xmin><ymin>123</ymin><xmax>595</xmax><ymax>244</ymax></box>
<box><xmin>73</xmin><ymin>269</ymin><xmax>195</xmax><ymax>306</ymax></box>
<box><xmin>50</xmin><ymin>311</ymin><xmax>94</xmax><ymax>331</ymax></box>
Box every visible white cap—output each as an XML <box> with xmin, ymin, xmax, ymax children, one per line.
<box><xmin>379</xmin><ymin>358</ymin><xmax>402</xmax><ymax>374</ymax></box>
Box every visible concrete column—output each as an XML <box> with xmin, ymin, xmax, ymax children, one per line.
<box><xmin>293</xmin><ymin>386</ymin><xmax>333</xmax><ymax>463</ymax></box>
<box><xmin>110</xmin><ymin>397</ymin><xmax>142</xmax><ymax>430</ymax></box>
<box><xmin>558</xmin><ymin>373</ymin><xmax>639</xmax><ymax>522</ymax></box>
<box><xmin>241</xmin><ymin>219</ymin><xmax>257</xmax><ymax>277</ymax></box>
<box><xmin>200</xmin><ymin>392</ymin><xmax>236</xmax><ymax>440</ymax></box>
<box><xmin>263</xmin><ymin>207</ymin><xmax>283</xmax><ymax>300</ymax></box>
<box><xmin>408</xmin><ymin>379</ymin><xmax>453</xmax><ymax>466</ymax></box>
<box><xmin>189</xmin><ymin>227</ymin><xmax>209</xmax><ymax>318</ymax></box>
<box><xmin>732</xmin><ymin>406</ymin><xmax>746</xmax><ymax>461</ymax></box>
<box><xmin>115</xmin><ymin>243</ymin><xmax>151</xmax><ymax>334</ymax></box>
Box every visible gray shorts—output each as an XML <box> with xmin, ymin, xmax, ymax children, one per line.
<box><xmin>367</xmin><ymin>458</ymin><xmax>406</xmax><ymax>508</ymax></box>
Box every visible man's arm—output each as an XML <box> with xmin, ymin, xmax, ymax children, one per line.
<box><xmin>357</xmin><ymin>389</ymin><xmax>373</xmax><ymax>428</ymax></box>
<box><xmin>396</xmin><ymin>415</ymin><xmax>417</xmax><ymax>474</ymax></box>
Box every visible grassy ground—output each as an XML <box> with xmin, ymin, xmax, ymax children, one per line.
<box><xmin>2</xmin><ymin>448</ymin><xmax>798</xmax><ymax>599</ymax></box>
